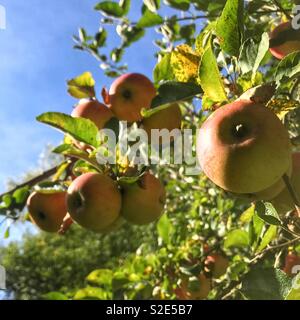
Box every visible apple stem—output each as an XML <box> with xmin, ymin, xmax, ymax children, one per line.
<box><xmin>282</xmin><ymin>174</ymin><xmax>300</xmax><ymax>216</ymax></box>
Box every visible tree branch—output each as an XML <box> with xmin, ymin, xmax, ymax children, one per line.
<box><xmin>272</xmin><ymin>0</ymin><xmax>292</xmax><ymax>19</ymax></box>
<box><xmin>0</xmin><ymin>165</ymin><xmax>62</xmax><ymax>199</ymax></box>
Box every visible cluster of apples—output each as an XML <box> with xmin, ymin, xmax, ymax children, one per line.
<box><xmin>175</xmin><ymin>249</ymin><xmax>229</xmax><ymax>300</ymax></box>
<box><xmin>196</xmin><ymin>98</ymin><xmax>300</xmax><ymax>216</ymax></box>
<box><xmin>26</xmin><ymin>73</ymin><xmax>183</xmax><ymax>234</ymax></box>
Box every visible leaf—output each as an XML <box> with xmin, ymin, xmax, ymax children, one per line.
<box><xmin>170</xmin><ymin>44</ymin><xmax>200</xmax><ymax>83</ymax></box>
<box><xmin>275</xmin><ymin>51</ymin><xmax>300</xmax><ymax>82</ymax></box>
<box><xmin>150</xmin><ymin>81</ymin><xmax>202</xmax><ymax>109</ymax></box>
<box><xmin>119</xmin><ymin>0</ymin><xmax>131</xmax><ymax>15</ymax></box>
<box><xmin>74</xmin><ymin>287</ymin><xmax>111</xmax><ymax>300</ymax></box>
<box><xmin>86</xmin><ymin>269</ymin><xmax>113</xmax><ymax>287</ymax></box>
<box><xmin>95</xmin><ymin>29</ymin><xmax>107</xmax><ymax>47</ymax></box>
<box><xmin>224</xmin><ymin>229</ymin><xmax>249</xmax><ymax>248</ymax></box>
<box><xmin>37</xmin><ymin>112</ymin><xmax>100</xmax><ymax>148</ymax></box>
<box><xmin>198</xmin><ymin>42</ymin><xmax>227</xmax><ymax>103</ymax></box>
<box><xmin>195</xmin><ymin>23</ymin><xmax>215</xmax><ymax>56</ymax></box>
<box><xmin>94</xmin><ymin>1</ymin><xmax>125</xmax><ymax>18</ymax></box>
<box><xmin>249</xmin><ymin>212</ymin><xmax>264</xmax><ymax>247</ymax></box>
<box><xmin>241</xmin><ymin>267</ymin><xmax>292</xmax><ymax>300</ymax></box>
<box><xmin>268</xmin><ymin>98</ymin><xmax>300</xmax><ymax>119</ymax></box>
<box><xmin>285</xmin><ymin>273</ymin><xmax>300</xmax><ymax>300</ymax></box>
<box><xmin>157</xmin><ymin>214</ymin><xmax>174</xmax><ymax>245</ymax></box>
<box><xmin>256</xmin><ymin>225</ymin><xmax>277</xmax><ymax>253</ymax></box>
<box><xmin>43</xmin><ymin>292</ymin><xmax>68</xmax><ymax>300</ymax></box>
<box><xmin>239</xmin><ymin>32</ymin><xmax>269</xmax><ymax>76</ymax></box>
<box><xmin>255</xmin><ymin>201</ymin><xmax>281</xmax><ymax>226</ymax></box>
<box><xmin>4</xmin><ymin>227</ymin><xmax>10</xmax><ymax>239</ymax></box>
<box><xmin>239</xmin><ymin>205</ymin><xmax>255</xmax><ymax>223</ymax></box>
<box><xmin>153</xmin><ymin>53</ymin><xmax>174</xmax><ymax>83</ymax></box>
<box><xmin>67</xmin><ymin>72</ymin><xmax>96</xmax><ymax>99</ymax></box>
<box><xmin>216</xmin><ymin>0</ymin><xmax>244</xmax><ymax>56</ymax></box>
<box><xmin>12</xmin><ymin>187</ymin><xmax>30</xmax><ymax>205</ymax></box>
<box><xmin>143</xmin><ymin>0</ymin><xmax>160</xmax><ymax>12</ymax></box>
<box><xmin>52</xmin><ymin>144</ymin><xmax>100</xmax><ymax>169</ymax></box>
<box><xmin>164</xmin><ymin>0</ymin><xmax>190</xmax><ymax>11</ymax></box>
<box><xmin>136</xmin><ymin>8</ymin><xmax>163</xmax><ymax>28</ymax></box>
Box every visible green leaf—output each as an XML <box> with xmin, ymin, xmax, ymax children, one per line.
<box><xmin>239</xmin><ymin>32</ymin><xmax>269</xmax><ymax>76</ymax></box>
<box><xmin>153</xmin><ymin>53</ymin><xmax>174</xmax><ymax>83</ymax></box>
<box><xmin>1</xmin><ymin>195</ymin><xmax>12</xmax><ymax>209</ymax></box>
<box><xmin>37</xmin><ymin>112</ymin><xmax>100</xmax><ymax>148</ymax></box>
<box><xmin>136</xmin><ymin>8</ymin><xmax>163</xmax><ymax>28</ymax></box>
<box><xmin>256</xmin><ymin>225</ymin><xmax>277</xmax><ymax>252</ymax></box>
<box><xmin>94</xmin><ymin>1</ymin><xmax>125</xmax><ymax>18</ymax></box>
<box><xmin>224</xmin><ymin>229</ymin><xmax>249</xmax><ymax>248</ymax></box>
<box><xmin>241</xmin><ymin>267</ymin><xmax>292</xmax><ymax>300</ymax></box>
<box><xmin>285</xmin><ymin>273</ymin><xmax>300</xmax><ymax>300</ymax></box>
<box><xmin>275</xmin><ymin>51</ymin><xmax>300</xmax><ymax>82</ymax></box>
<box><xmin>119</xmin><ymin>0</ymin><xmax>130</xmax><ymax>15</ymax></box>
<box><xmin>86</xmin><ymin>269</ymin><xmax>113</xmax><ymax>287</ymax></box>
<box><xmin>164</xmin><ymin>0</ymin><xmax>190</xmax><ymax>11</ymax></box>
<box><xmin>143</xmin><ymin>0</ymin><xmax>160</xmax><ymax>12</ymax></box>
<box><xmin>95</xmin><ymin>29</ymin><xmax>107</xmax><ymax>47</ymax></box>
<box><xmin>13</xmin><ymin>187</ymin><xmax>30</xmax><ymax>205</ymax></box>
<box><xmin>74</xmin><ymin>286</ymin><xmax>111</xmax><ymax>300</ymax></box>
<box><xmin>216</xmin><ymin>0</ymin><xmax>244</xmax><ymax>56</ymax></box>
<box><xmin>150</xmin><ymin>81</ymin><xmax>202</xmax><ymax>109</ymax></box>
<box><xmin>157</xmin><ymin>214</ymin><xmax>174</xmax><ymax>245</ymax></box>
<box><xmin>67</xmin><ymin>72</ymin><xmax>96</xmax><ymax>99</ymax></box>
<box><xmin>4</xmin><ymin>227</ymin><xmax>10</xmax><ymax>239</ymax></box>
<box><xmin>52</xmin><ymin>144</ymin><xmax>100</xmax><ymax>169</ymax></box>
<box><xmin>239</xmin><ymin>205</ymin><xmax>255</xmax><ymax>223</ymax></box>
<box><xmin>249</xmin><ymin>212</ymin><xmax>264</xmax><ymax>247</ymax></box>
<box><xmin>43</xmin><ymin>292</ymin><xmax>68</xmax><ymax>300</ymax></box>
<box><xmin>198</xmin><ymin>42</ymin><xmax>227</xmax><ymax>103</ymax></box>
<box><xmin>255</xmin><ymin>202</ymin><xmax>281</xmax><ymax>226</ymax></box>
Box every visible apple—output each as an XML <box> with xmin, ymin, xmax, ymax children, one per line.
<box><xmin>283</xmin><ymin>253</ymin><xmax>300</xmax><ymax>276</ymax></box>
<box><xmin>141</xmin><ymin>103</ymin><xmax>182</xmax><ymax>144</ymax></box>
<box><xmin>71</xmin><ymin>99</ymin><xmax>113</xmax><ymax>129</ymax></box>
<box><xmin>121</xmin><ymin>172</ymin><xmax>166</xmax><ymax>225</ymax></box>
<box><xmin>269</xmin><ymin>21</ymin><xmax>300</xmax><ymax>60</ymax></box>
<box><xmin>67</xmin><ymin>172</ymin><xmax>122</xmax><ymax>232</ymax></box>
<box><xmin>205</xmin><ymin>254</ymin><xmax>229</xmax><ymax>278</ymax></box>
<box><xmin>107</xmin><ymin>73</ymin><xmax>156</xmax><ymax>122</ymax></box>
<box><xmin>270</xmin><ymin>152</ymin><xmax>300</xmax><ymax>216</ymax></box>
<box><xmin>176</xmin><ymin>274</ymin><xmax>211</xmax><ymax>300</ymax></box>
<box><xmin>229</xmin><ymin>163</ymin><xmax>292</xmax><ymax>202</ymax></box>
<box><xmin>196</xmin><ymin>100</ymin><xmax>291</xmax><ymax>194</ymax></box>
<box><xmin>27</xmin><ymin>191</ymin><xmax>67</xmax><ymax>233</ymax></box>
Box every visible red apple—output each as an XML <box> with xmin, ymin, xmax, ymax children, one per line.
<box><xmin>27</xmin><ymin>191</ymin><xmax>67</xmax><ymax>233</ymax></box>
<box><xmin>269</xmin><ymin>21</ymin><xmax>300</xmax><ymax>60</ymax></box>
<box><xmin>67</xmin><ymin>173</ymin><xmax>122</xmax><ymax>232</ymax></box>
<box><xmin>197</xmin><ymin>100</ymin><xmax>291</xmax><ymax>194</ymax></box>
<box><xmin>107</xmin><ymin>73</ymin><xmax>156</xmax><ymax>122</ymax></box>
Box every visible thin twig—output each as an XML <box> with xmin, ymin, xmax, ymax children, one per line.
<box><xmin>272</xmin><ymin>0</ymin><xmax>292</xmax><ymax>19</ymax></box>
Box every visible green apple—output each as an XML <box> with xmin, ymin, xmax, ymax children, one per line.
<box><xmin>197</xmin><ymin>100</ymin><xmax>291</xmax><ymax>194</ymax></box>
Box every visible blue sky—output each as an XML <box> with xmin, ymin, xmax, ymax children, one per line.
<box><xmin>0</xmin><ymin>0</ymin><xmax>160</xmax><ymax>194</ymax></box>
<box><xmin>0</xmin><ymin>0</ymin><xmax>164</xmax><ymax>244</ymax></box>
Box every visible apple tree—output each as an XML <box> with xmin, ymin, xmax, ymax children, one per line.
<box><xmin>1</xmin><ymin>0</ymin><xmax>300</xmax><ymax>300</ymax></box>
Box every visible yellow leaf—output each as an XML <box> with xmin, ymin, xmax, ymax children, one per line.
<box><xmin>267</xmin><ymin>99</ymin><xmax>300</xmax><ymax>119</ymax></box>
<box><xmin>170</xmin><ymin>44</ymin><xmax>200</xmax><ymax>84</ymax></box>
